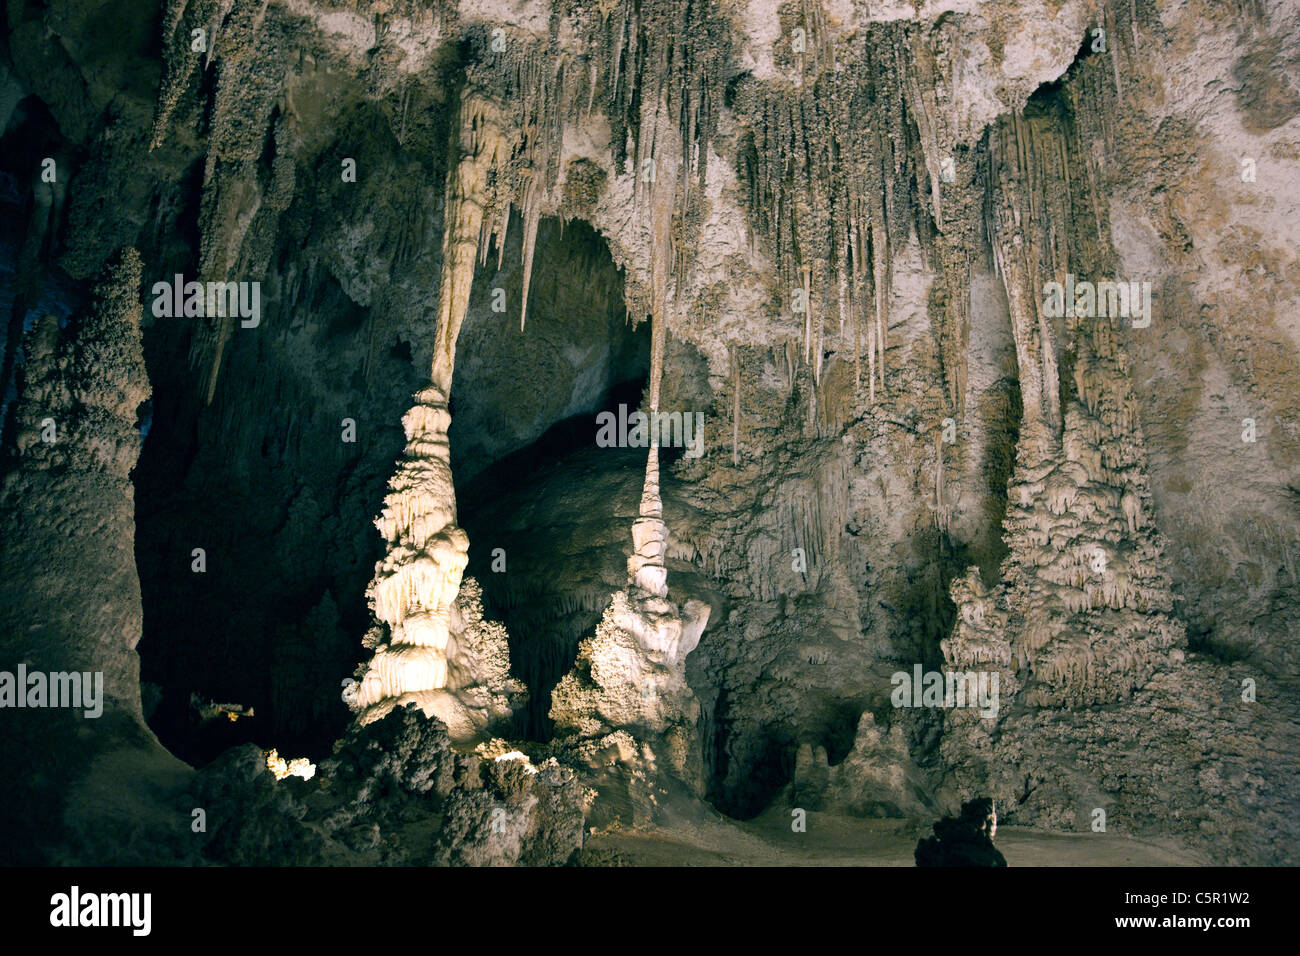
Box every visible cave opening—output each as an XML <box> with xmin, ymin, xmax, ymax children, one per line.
<box><xmin>131</xmin><ymin>99</ymin><xmax>437</xmax><ymax>767</ymax></box>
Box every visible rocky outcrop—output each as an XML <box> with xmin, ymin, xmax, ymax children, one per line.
<box><xmin>1</xmin><ymin>249</ymin><xmax>152</xmax><ymax>704</ymax></box>
<box><xmin>189</xmin><ymin>705</ymin><xmax>589</xmax><ymax>865</ymax></box>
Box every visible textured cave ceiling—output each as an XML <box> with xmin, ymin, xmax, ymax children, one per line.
<box><xmin>0</xmin><ymin>0</ymin><xmax>1297</xmax><ymax>868</ymax></box>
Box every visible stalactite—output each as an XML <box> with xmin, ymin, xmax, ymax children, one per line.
<box><xmin>431</xmin><ymin>90</ymin><xmax>509</xmax><ymax>394</ymax></box>
<box><xmin>933</xmin><ymin>432</ymin><xmax>948</xmax><ymax>534</ymax></box>
<box><xmin>518</xmin><ymin>171</ymin><xmax>542</xmax><ymax>332</ymax></box>
<box><xmin>853</xmin><ymin>303</ymin><xmax>861</xmax><ymax>390</ymax></box>
<box><xmin>733</xmin><ymin>22</ymin><xmax>943</xmax><ymax>408</ymax></box>
<box><xmin>872</xmin><ymin>216</ymin><xmax>888</xmax><ymax>395</ymax></box>
<box><xmin>813</xmin><ymin>276</ymin><xmax>825</xmax><ymax>385</ymax></box>
<box><xmin>866</xmin><ymin>309</ymin><xmax>876</xmax><ymax>405</ymax></box>
<box><xmin>731</xmin><ymin>345</ymin><xmax>741</xmax><ymax>466</ymax></box>
<box><xmin>796</xmin><ymin>264</ymin><xmax>809</xmax><ymax>363</ymax></box>
<box><xmin>806</xmin><ymin>364</ymin><xmax>817</xmax><ymax>430</ymax></box>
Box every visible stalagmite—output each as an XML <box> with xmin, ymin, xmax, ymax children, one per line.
<box><xmin>628</xmin><ymin>443</ymin><xmax>670</xmax><ymax>597</ymax></box>
<box><xmin>354</xmin><ymin>89</ymin><xmax>510</xmax><ymax>727</ymax></box>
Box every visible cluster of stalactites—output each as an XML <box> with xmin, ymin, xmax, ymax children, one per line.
<box><xmin>458</xmin><ymin>1</ymin><xmax>731</xmax><ymax>333</ymax></box>
<box><xmin>146</xmin><ymin>0</ymin><xmax>304</xmax><ymax>406</ymax></box>
<box><xmin>462</xmin><ymin>39</ymin><xmax>569</xmax><ymax>334</ymax></box>
<box><xmin>734</xmin><ymin>23</ymin><xmax>952</xmax><ymax>406</ymax></box>
<box><xmin>150</xmin><ymin>0</ymin><xmax>217</xmax><ymax>151</ymax></box>
<box><xmin>983</xmin><ymin>111</ymin><xmax>1069</xmax><ymax>465</ymax></box>
<box><xmin>581</xmin><ymin>0</ymin><xmax>729</xmax><ymax>205</ymax></box>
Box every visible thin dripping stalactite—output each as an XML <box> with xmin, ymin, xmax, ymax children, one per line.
<box><xmin>734</xmin><ymin>22</ymin><xmax>946</xmax><ymax>414</ymax></box>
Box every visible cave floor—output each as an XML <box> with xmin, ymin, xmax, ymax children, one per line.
<box><xmin>583</xmin><ymin>807</ymin><xmax>1211</xmax><ymax>866</ymax></box>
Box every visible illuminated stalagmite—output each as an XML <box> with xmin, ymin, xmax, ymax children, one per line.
<box><xmin>550</xmin><ymin>124</ymin><xmax>711</xmax><ymax>813</ymax></box>
<box><xmin>352</xmin><ymin>91</ymin><xmax>514</xmax><ymax>735</ymax></box>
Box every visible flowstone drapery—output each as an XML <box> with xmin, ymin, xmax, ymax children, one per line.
<box><xmin>951</xmin><ymin>107</ymin><xmax>1185</xmax><ymax>713</ymax></box>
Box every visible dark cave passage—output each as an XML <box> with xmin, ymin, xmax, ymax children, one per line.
<box><xmin>133</xmin><ymin>255</ymin><xmax>416</xmax><ymax>767</ymax></box>
<box><xmin>131</xmin><ymin>99</ymin><xmax>440</xmax><ymax>766</ymax></box>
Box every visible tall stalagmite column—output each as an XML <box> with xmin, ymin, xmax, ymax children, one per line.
<box><xmin>626</xmin><ymin>130</ymin><xmax>675</xmax><ymax>598</ymax></box>
<box><xmin>549</xmin><ymin>91</ymin><xmax>711</xmax><ymax>820</ymax></box>
<box><xmin>353</xmin><ymin>91</ymin><xmax>508</xmax><ymax>721</ymax></box>
<box><xmin>942</xmin><ymin>100</ymin><xmax>1186</xmax><ymax>804</ymax></box>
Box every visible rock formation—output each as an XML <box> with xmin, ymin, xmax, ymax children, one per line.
<box><xmin>549</xmin><ymin>275</ymin><xmax>713</xmax><ymax>823</ymax></box>
<box><xmin>792</xmin><ymin>712</ymin><xmax>932</xmax><ymax>820</ymax></box>
<box><xmin>2</xmin><ymin>0</ymin><xmax>1298</xmax><ymax>867</ymax></box>
<box><xmin>351</xmin><ymin>88</ymin><xmax>510</xmax><ymax>733</ymax></box>
<box><xmin>189</xmin><ymin>704</ymin><xmax>589</xmax><ymax>866</ymax></box>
